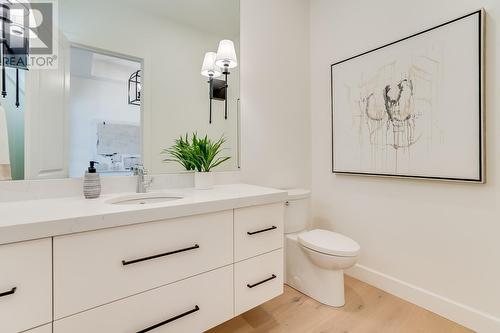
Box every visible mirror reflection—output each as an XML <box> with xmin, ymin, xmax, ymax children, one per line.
<box><xmin>68</xmin><ymin>47</ymin><xmax>142</xmax><ymax>177</ymax></box>
<box><xmin>0</xmin><ymin>0</ymin><xmax>240</xmax><ymax>181</ymax></box>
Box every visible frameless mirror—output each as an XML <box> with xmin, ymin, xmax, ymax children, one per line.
<box><xmin>0</xmin><ymin>0</ymin><xmax>240</xmax><ymax>181</ymax></box>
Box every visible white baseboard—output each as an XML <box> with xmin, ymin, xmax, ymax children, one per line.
<box><xmin>346</xmin><ymin>264</ymin><xmax>500</xmax><ymax>333</ymax></box>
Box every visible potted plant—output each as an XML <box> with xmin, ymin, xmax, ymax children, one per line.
<box><xmin>162</xmin><ymin>133</ymin><xmax>231</xmax><ymax>189</ymax></box>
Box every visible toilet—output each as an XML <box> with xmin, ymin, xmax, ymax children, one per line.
<box><xmin>284</xmin><ymin>189</ymin><xmax>360</xmax><ymax>307</ymax></box>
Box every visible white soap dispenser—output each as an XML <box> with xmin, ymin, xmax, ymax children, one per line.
<box><xmin>83</xmin><ymin>161</ymin><xmax>101</xmax><ymax>199</ymax></box>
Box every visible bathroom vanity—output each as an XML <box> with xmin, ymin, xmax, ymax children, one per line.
<box><xmin>0</xmin><ymin>184</ymin><xmax>287</xmax><ymax>333</ymax></box>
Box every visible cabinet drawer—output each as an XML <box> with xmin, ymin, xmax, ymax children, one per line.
<box><xmin>0</xmin><ymin>239</ymin><xmax>52</xmax><ymax>333</ymax></box>
<box><xmin>234</xmin><ymin>203</ymin><xmax>284</xmax><ymax>261</ymax></box>
<box><xmin>24</xmin><ymin>324</ymin><xmax>52</xmax><ymax>333</ymax></box>
<box><xmin>54</xmin><ymin>210</ymin><xmax>233</xmax><ymax>319</ymax></box>
<box><xmin>54</xmin><ymin>265</ymin><xmax>233</xmax><ymax>333</ymax></box>
<box><xmin>234</xmin><ymin>249</ymin><xmax>283</xmax><ymax>315</ymax></box>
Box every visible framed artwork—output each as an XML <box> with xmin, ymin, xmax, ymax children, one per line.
<box><xmin>331</xmin><ymin>10</ymin><xmax>484</xmax><ymax>182</ymax></box>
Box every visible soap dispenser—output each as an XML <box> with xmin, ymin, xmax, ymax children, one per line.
<box><xmin>83</xmin><ymin>161</ymin><xmax>101</xmax><ymax>199</ymax></box>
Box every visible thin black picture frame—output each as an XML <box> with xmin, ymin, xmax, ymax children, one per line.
<box><xmin>330</xmin><ymin>9</ymin><xmax>485</xmax><ymax>183</ymax></box>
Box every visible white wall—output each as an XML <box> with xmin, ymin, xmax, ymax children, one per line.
<box><xmin>60</xmin><ymin>0</ymin><xmax>239</xmax><ymax>174</ymax></box>
<box><xmin>310</xmin><ymin>0</ymin><xmax>500</xmax><ymax>331</ymax></box>
<box><xmin>0</xmin><ymin>171</ymin><xmax>242</xmax><ymax>202</ymax></box>
<box><xmin>240</xmin><ymin>0</ymin><xmax>310</xmax><ymax>189</ymax></box>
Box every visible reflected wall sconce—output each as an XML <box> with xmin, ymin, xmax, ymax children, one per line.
<box><xmin>201</xmin><ymin>39</ymin><xmax>238</xmax><ymax>123</ymax></box>
<box><xmin>128</xmin><ymin>70</ymin><xmax>141</xmax><ymax>106</ymax></box>
<box><xmin>201</xmin><ymin>51</ymin><xmax>221</xmax><ymax>124</ymax></box>
<box><xmin>0</xmin><ymin>0</ymin><xmax>30</xmax><ymax>108</ymax></box>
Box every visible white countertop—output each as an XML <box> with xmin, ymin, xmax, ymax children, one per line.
<box><xmin>0</xmin><ymin>184</ymin><xmax>287</xmax><ymax>245</ymax></box>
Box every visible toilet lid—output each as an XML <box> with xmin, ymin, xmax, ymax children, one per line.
<box><xmin>298</xmin><ymin>229</ymin><xmax>360</xmax><ymax>257</ymax></box>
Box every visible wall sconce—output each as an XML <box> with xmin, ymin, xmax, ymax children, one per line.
<box><xmin>215</xmin><ymin>40</ymin><xmax>238</xmax><ymax>120</ymax></box>
<box><xmin>128</xmin><ymin>70</ymin><xmax>141</xmax><ymax>106</ymax></box>
<box><xmin>201</xmin><ymin>40</ymin><xmax>238</xmax><ymax>123</ymax></box>
<box><xmin>201</xmin><ymin>52</ymin><xmax>221</xmax><ymax>123</ymax></box>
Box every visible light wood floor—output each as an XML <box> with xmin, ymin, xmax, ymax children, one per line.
<box><xmin>207</xmin><ymin>276</ymin><xmax>473</xmax><ymax>333</ymax></box>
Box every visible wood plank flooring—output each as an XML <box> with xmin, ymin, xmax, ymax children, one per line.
<box><xmin>207</xmin><ymin>275</ymin><xmax>473</xmax><ymax>333</ymax></box>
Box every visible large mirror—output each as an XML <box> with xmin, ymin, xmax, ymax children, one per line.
<box><xmin>0</xmin><ymin>0</ymin><xmax>240</xmax><ymax>181</ymax></box>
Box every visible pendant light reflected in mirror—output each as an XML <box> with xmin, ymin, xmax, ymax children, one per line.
<box><xmin>128</xmin><ymin>70</ymin><xmax>141</xmax><ymax>106</ymax></box>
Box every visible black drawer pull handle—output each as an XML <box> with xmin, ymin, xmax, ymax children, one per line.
<box><xmin>247</xmin><ymin>274</ymin><xmax>277</xmax><ymax>288</ymax></box>
<box><xmin>136</xmin><ymin>305</ymin><xmax>200</xmax><ymax>333</ymax></box>
<box><xmin>0</xmin><ymin>287</ymin><xmax>17</xmax><ymax>298</ymax></box>
<box><xmin>247</xmin><ymin>226</ymin><xmax>277</xmax><ymax>235</ymax></box>
<box><xmin>122</xmin><ymin>244</ymin><xmax>200</xmax><ymax>266</ymax></box>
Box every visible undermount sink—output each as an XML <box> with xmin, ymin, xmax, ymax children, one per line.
<box><xmin>106</xmin><ymin>193</ymin><xmax>183</xmax><ymax>205</ymax></box>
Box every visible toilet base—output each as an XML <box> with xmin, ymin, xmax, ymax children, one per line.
<box><xmin>287</xmin><ymin>268</ymin><xmax>345</xmax><ymax>307</ymax></box>
<box><xmin>285</xmin><ymin>233</ymin><xmax>347</xmax><ymax>307</ymax></box>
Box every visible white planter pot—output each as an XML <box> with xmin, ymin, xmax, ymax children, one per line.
<box><xmin>195</xmin><ymin>172</ymin><xmax>215</xmax><ymax>190</ymax></box>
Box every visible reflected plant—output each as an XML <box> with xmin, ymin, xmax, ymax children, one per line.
<box><xmin>161</xmin><ymin>134</ymin><xmax>195</xmax><ymax>171</ymax></box>
<box><xmin>162</xmin><ymin>133</ymin><xmax>230</xmax><ymax>172</ymax></box>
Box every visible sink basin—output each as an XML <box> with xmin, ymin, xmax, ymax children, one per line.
<box><xmin>106</xmin><ymin>193</ymin><xmax>183</xmax><ymax>205</ymax></box>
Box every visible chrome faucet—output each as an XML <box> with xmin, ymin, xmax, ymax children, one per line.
<box><xmin>133</xmin><ymin>164</ymin><xmax>153</xmax><ymax>193</ymax></box>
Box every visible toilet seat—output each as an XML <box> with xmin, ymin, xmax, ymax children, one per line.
<box><xmin>298</xmin><ymin>229</ymin><xmax>360</xmax><ymax>257</ymax></box>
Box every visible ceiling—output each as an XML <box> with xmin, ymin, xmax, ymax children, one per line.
<box><xmin>120</xmin><ymin>0</ymin><xmax>240</xmax><ymax>38</ymax></box>
<box><xmin>70</xmin><ymin>47</ymin><xmax>140</xmax><ymax>82</ymax></box>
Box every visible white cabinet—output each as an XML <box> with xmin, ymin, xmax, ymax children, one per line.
<box><xmin>54</xmin><ymin>266</ymin><xmax>234</xmax><ymax>333</ymax></box>
<box><xmin>54</xmin><ymin>210</ymin><xmax>233</xmax><ymax>319</ymax></box>
<box><xmin>6</xmin><ymin>199</ymin><xmax>285</xmax><ymax>332</ymax></box>
<box><xmin>234</xmin><ymin>203</ymin><xmax>284</xmax><ymax>261</ymax></box>
<box><xmin>0</xmin><ymin>239</ymin><xmax>52</xmax><ymax>333</ymax></box>
<box><xmin>234</xmin><ymin>249</ymin><xmax>284</xmax><ymax>315</ymax></box>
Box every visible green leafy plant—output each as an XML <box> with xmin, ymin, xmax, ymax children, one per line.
<box><xmin>162</xmin><ymin>133</ymin><xmax>231</xmax><ymax>172</ymax></box>
<box><xmin>161</xmin><ymin>134</ymin><xmax>195</xmax><ymax>171</ymax></box>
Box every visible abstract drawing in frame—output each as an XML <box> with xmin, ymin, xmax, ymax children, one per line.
<box><xmin>331</xmin><ymin>10</ymin><xmax>484</xmax><ymax>182</ymax></box>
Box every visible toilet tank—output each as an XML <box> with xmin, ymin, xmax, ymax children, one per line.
<box><xmin>284</xmin><ymin>189</ymin><xmax>311</xmax><ymax>234</ymax></box>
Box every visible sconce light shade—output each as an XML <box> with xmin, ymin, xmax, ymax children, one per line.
<box><xmin>201</xmin><ymin>52</ymin><xmax>222</xmax><ymax>78</ymax></box>
<box><xmin>215</xmin><ymin>40</ymin><xmax>238</xmax><ymax>69</ymax></box>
